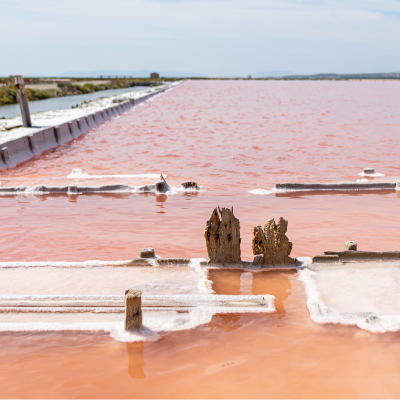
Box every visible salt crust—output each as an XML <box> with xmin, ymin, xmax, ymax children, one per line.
<box><xmin>0</xmin><ymin>258</ymin><xmax>275</xmax><ymax>341</ymax></box>
<box><xmin>298</xmin><ymin>261</ymin><xmax>400</xmax><ymax>333</ymax></box>
<box><xmin>67</xmin><ymin>168</ymin><xmax>166</xmax><ymax>180</ymax></box>
<box><xmin>0</xmin><ymin>295</ymin><xmax>275</xmax><ymax>342</ymax></box>
<box><xmin>248</xmin><ymin>188</ymin><xmax>273</xmax><ymax>195</ymax></box>
<box><xmin>0</xmin><ymin>305</ymin><xmax>273</xmax><ymax>343</ymax></box>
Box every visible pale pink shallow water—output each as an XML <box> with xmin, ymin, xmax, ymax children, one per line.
<box><xmin>1</xmin><ymin>80</ymin><xmax>400</xmax><ymax>398</ymax></box>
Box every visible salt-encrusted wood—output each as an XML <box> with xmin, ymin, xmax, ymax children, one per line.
<box><xmin>204</xmin><ymin>207</ymin><xmax>242</xmax><ymax>264</ymax></box>
<box><xmin>252</xmin><ymin>217</ymin><xmax>296</xmax><ymax>266</ymax></box>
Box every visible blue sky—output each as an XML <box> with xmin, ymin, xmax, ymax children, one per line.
<box><xmin>1</xmin><ymin>0</ymin><xmax>400</xmax><ymax>76</ymax></box>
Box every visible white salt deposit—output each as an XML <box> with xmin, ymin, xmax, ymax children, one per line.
<box><xmin>0</xmin><ymin>293</ymin><xmax>275</xmax><ymax>341</ymax></box>
<box><xmin>298</xmin><ymin>261</ymin><xmax>400</xmax><ymax>333</ymax></box>
<box><xmin>0</xmin><ymin>262</ymin><xmax>209</xmax><ymax>296</ymax></box>
<box><xmin>67</xmin><ymin>168</ymin><xmax>165</xmax><ymax>180</ymax></box>
<box><xmin>248</xmin><ymin>188</ymin><xmax>274</xmax><ymax>195</ymax></box>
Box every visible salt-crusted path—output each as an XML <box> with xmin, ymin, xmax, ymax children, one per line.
<box><xmin>0</xmin><ymin>81</ymin><xmax>184</xmax><ymax>170</ymax></box>
<box><xmin>0</xmin><ymin>81</ymin><xmax>183</xmax><ymax>138</ymax></box>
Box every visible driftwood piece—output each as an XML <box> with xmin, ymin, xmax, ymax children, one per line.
<box><xmin>204</xmin><ymin>207</ymin><xmax>242</xmax><ymax>264</ymax></box>
<box><xmin>252</xmin><ymin>217</ymin><xmax>296</xmax><ymax>266</ymax></box>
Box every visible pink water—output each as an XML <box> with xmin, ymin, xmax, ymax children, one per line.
<box><xmin>1</xmin><ymin>80</ymin><xmax>400</xmax><ymax>398</ymax></box>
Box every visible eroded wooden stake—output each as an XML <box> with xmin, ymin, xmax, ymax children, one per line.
<box><xmin>124</xmin><ymin>289</ymin><xmax>142</xmax><ymax>330</ymax></box>
<box><xmin>252</xmin><ymin>217</ymin><xmax>296</xmax><ymax>266</ymax></box>
<box><xmin>14</xmin><ymin>75</ymin><xmax>32</xmax><ymax>127</ymax></box>
<box><xmin>204</xmin><ymin>206</ymin><xmax>242</xmax><ymax>264</ymax></box>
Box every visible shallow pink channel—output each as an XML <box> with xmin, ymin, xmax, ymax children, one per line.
<box><xmin>1</xmin><ymin>80</ymin><xmax>400</xmax><ymax>261</ymax></box>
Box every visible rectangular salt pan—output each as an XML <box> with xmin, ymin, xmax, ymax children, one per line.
<box><xmin>0</xmin><ymin>265</ymin><xmax>208</xmax><ymax>296</ymax></box>
<box><xmin>310</xmin><ymin>261</ymin><xmax>400</xmax><ymax>316</ymax></box>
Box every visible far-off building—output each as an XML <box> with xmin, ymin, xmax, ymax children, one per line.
<box><xmin>150</xmin><ymin>72</ymin><xmax>159</xmax><ymax>79</ymax></box>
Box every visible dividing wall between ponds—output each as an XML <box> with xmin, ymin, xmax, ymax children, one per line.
<box><xmin>0</xmin><ymin>86</ymin><xmax>171</xmax><ymax>171</ymax></box>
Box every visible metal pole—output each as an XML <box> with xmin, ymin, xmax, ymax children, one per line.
<box><xmin>14</xmin><ymin>75</ymin><xmax>32</xmax><ymax>127</ymax></box>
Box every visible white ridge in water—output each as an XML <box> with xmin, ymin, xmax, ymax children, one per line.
<box><xmin>0</xmin><ymin>294</ymin><xmax>275</xmax><ymax>342</ymax></box>
<box><xmin>67</xmin><ymin>168</ymin><xmax>166</xmax><ymax>180</ymax></box>
<box><xmin>248</xmin><ymin>188</ymin><xmax>274</xmax><ymax>195</ymax></box>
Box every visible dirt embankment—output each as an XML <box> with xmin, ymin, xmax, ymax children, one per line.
<box><xmin>0</xmin><ymin>78</ymin><xmax>171</xmax><ymax>106</ymax></box>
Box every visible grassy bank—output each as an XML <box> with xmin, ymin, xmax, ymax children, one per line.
<box><xmin>0</xmin><ymin>78</ymin><xmax>177</xmax><ymax>106</ymax></box>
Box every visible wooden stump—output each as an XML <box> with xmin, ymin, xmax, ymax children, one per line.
<box><xmin>252</xmin><ymin>217</ymin><xmax>296</xmax><ymax>266</ymax></box>
<box><xmin>204</xmin><ymin>207</ymin><xmax>242</xmax><ymax>264</ymax></box>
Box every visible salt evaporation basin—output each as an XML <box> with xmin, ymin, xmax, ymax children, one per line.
<box><xmin>0</xmin><ymin>308</ymin><xmax>220</xmax><ymax>342</ymax></box>
<box><xmin>299</xmin><ymin>260</ymin><xmax>400</xmax><ymax>332</ymax></box>
<box><xmin>0</xmin><ymin>263</ymin><xmax>209</xmax><ymax>296</ymax></box>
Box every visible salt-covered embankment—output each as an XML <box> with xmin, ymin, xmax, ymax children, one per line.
<box><xmin>0</xmin><ymin>81</ymin><xmax>184</xmax><ymax>170</ymax></box>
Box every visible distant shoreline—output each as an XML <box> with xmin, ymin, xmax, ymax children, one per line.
<box><xmin>0</xmin><ymin>77</ymin><xmax>179</xmax><ymax>106</ymax></box>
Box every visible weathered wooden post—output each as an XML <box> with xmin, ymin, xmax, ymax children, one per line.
<box><xmin>252</xmin><ymin>217</ymin><xmax>297</xmax><ymax>266</ymax></box>
<box><xmin>124</xmin><ymin>289</ymin><xmax>142</xmax><ymax>330</ymax></box>
<box><xmin>14</xmin><ymin>75</ymin><xmax>32</xmax><ymax>127</ymax></box>
<box><xmin>204</xmin><ymin>206</ymin><xmax>242</xmax><ymax>264</ymax></box>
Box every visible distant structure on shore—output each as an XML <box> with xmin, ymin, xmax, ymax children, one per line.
<box><xmin>150</xmin><ymin>72</ymin><xmax>159</xmax><ymax>79</ymax></box>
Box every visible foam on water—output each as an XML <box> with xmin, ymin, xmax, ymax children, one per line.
<box><xmin>298</xmin><ymin>261</ymin><xmax>400</xmax><ymax>333</ymax></box>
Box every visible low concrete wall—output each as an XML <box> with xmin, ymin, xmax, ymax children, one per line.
<box><xmin>31</xmin><ymin>127</ymin><xmax>58</xmax><ymax>153</ymax></box>
<box><xmin>101</xmin><ymin>110</ymin><xmax>110</xmax><ymax>121</ymax></box>
<box><xmin>68</xmin><ymin>120</ymin><xmax>82</xmax><ymax>139</ymax></box>
<box><xmin>86</xmin><ymin>114</ymin><xmax>96</xmax><ymax>128</ymax></box>
<box><xmin>77</xmin><ymin>118</ymin><xmax>89</xmax><ymax>134</ymax></box>
<box><xmin>55</xmin><ymin>124</ymin><xmax>74</xmax><ymax>145</ymax></box>
<box><xmin>274</xmin><ymin>182</ymin><xmax>396</xmax><ymax>192</ymax></box>
<box><xmin>313</xmin><ymin>251</ymin><xmax>400</xmax><ymax>263</ymax></box>
<box><xmin>0</xmin><ymin>152</ymin><xmax>6</xmax><ymax>169</ymax></box>
<box><xmin>0</xmin><ymin>84</ymin><xmax>178</xmax><ymax>170</ymax></box>
<box><xmin>1</xmin><ymin>136</ymin><xmax>34</xmax><ymax>167</ymax></box>
<box><xmin>94</xmin><ymin>111</ymin><xmax>105</xmax><ymax>124</ymax></box>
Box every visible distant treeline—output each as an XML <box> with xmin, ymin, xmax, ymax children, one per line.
<box><xmin>0</xmin><ymin>77</ymin><xmax>180</xmax><ymax>106</ymax></box>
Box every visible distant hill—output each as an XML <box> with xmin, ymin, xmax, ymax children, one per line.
<box><xmin>252</xmin><ymin>70</ymin><xmax>294</xmax><ymax>78</ymax></box>
<box><xmin>58</xmin><ymin>69</ymin><xmax>208</xmax><ymax>78</ymax></box>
